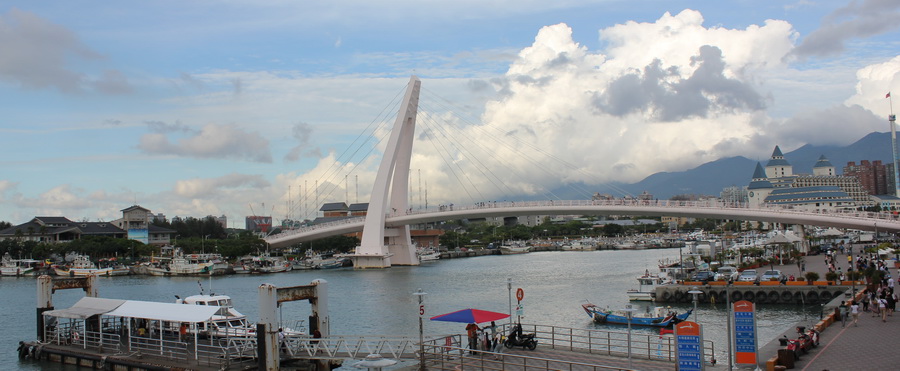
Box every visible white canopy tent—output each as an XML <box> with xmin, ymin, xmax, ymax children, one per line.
<box><xmin>43</xmin><ymin>297</ymin><xmax>126</xmax><ymax>320</ymax></box>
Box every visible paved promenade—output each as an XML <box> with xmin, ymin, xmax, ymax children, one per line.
<box><xmin>749</xmin><ymin>242</ymin><xmax>898</xmax><ymax>370</ymax></box>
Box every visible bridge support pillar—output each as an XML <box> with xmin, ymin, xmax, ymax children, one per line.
<box><xmin>352</xmin><ymin>76</ymin><xmax>421</xmax><ymax>268</ymax></box>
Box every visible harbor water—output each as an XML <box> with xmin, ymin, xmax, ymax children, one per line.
<box><xmin>1</xmin><ymin>249</ymin><xmax>821</xmax><ymax>370</ymax></box>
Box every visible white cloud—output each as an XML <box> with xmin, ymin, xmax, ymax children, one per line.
<box><xmin>0</xmin><ymin>8</ymin><xmax>101</xmax><ymax>93</ymax></box>
<box><xmin>845</xmin><ymin>55</ymin><xmax>900</xmax><ymax>114</ymax></box>
<box><xmin>138</xmin><ymin>122</ymin><xmax>273</xmax><ymax>163</ymax></box>
<box><xmin>173</xmin><ymin>173</ymin><xmax>270</xmax><ymax>199</ymax></box>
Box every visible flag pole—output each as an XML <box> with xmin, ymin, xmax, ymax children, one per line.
<box><xmin>889</xmin><ymin>92</ymin><xmax>898</xmax><ymax>197</ymax></box>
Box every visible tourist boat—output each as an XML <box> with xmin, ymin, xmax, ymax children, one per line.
<box><xmin>145</xmin><ymin>250</ymin><xmax>228</xmax><ymax>276</ymax></box>
<box><xmin>175</xmin><ymin>292</ymin><xmax>305</xmax><ymax>337</ymax></box>
<box><xmin>53</xmin><ymin>254</ymin><xmax>114</xmax><ymax>276</ymax></box>
<box><xmin>626</xmin><ymin>272</ymin><xmax>670</xmax><ymax>301</ymax></box>
<box><xmin>581</xmin><ymin>302</ymin><xmax>691</xmax><ymax>327</ymax></box>
<box><xmin>0</xmin><ymin>253</ymin><xmax>44</xmax><ymax>276</ymax></box>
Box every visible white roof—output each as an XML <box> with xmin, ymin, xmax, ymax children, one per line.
<box><xmin>106</xmin><ymin>300</ymin><xmax>221</xmax><ymax>323</ymax></box>
<box><xmin>43</xmin><ymin>297</ymin><xmax>126</xmax><ymax>320</ymax></box>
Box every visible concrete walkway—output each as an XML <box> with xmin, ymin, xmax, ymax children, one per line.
<box><xmin>748</xmin><ymin>242</ymin><xmax>898</xmax><ymax>370</ymax></box>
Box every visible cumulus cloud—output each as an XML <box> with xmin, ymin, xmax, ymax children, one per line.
<box><xmin>845</xmin><ymin>55</ymin><xmax>900</xmax><ymax>112</ymax></box>
<box><xmin>173</xmin><ymin>173</ymin><xmax>270</xmax><ymax>198</ymax></box>
<box><xmin>791</xmin><ymin>0</ymin><xmax>900</xmax><ymax>59</ymax></box>
<box><xmin>138</xmin><ymin>123</ymin><xmax>273</xmax><ymax>163</ymax></box>
<box><xmin>0</xmin><ymin>8</ymin><xmax>101</xmax><ymax>93</ymax></box>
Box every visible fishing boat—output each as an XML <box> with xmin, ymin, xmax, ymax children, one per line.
<box><xmin>0</xmin><ymin>253</ymin><xmax>44</xmax><ymax>276</ymax></box>
<box><xmin>581</xmin><ymin>302</ymin><xmax>691</xmax><ymax>327</ymax></box>
<box><xmin>53</xmin><ymin>254</ymin><xmax>113</xmax><ymax>276</ymax></box>
<box><xmin>145</xmin><ymin>249</ymin><xmax>228</xmax><ymax>276</ymax></box>
<box><xmin>499</xmin><ymin>242</ymin><xmax>531</xmax><ymax>255</ymax></box>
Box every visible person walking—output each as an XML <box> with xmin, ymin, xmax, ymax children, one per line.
<box><xmin>839</xmin><ymin>301</ymin><xmax>849</xmax><ymax>327</ymax></box>
<box><xmin>850</xmin><ymin>300</ymin><xmax>860</xmax><ymax>327</ymax></box>
<box><xmin>879</xmin><ymin>296</ymin><xmax>888</xmax><ymax>322</ymax></box>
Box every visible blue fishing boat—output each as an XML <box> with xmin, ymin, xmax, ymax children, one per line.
<box><xmin>581</xmin><ymin>303</ymin><xmax>691</xmax><ymax>327</ymax></box>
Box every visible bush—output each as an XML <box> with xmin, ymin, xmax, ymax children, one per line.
<box><xmin>825</xmin><ymin>272</ymin><xmax>838</xmax><ymax>282</ymax></box>
<box><xmin>805</xmin><ymin>271</ymin><xmax>820</xmax><ymax>282</ymax></box>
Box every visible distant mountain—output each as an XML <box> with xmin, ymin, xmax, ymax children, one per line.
<box><xmin>542</xmin><ymin>132</ymin><xmax>895</xmax><ymax>200</ymax></box>
<box><xmin>620</xmin><ymin>132</ymin><xmax>894</xmax><ymax>199</ymax></box>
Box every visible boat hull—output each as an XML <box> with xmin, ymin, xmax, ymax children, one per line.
<box><xmin>581</xmin><ymin>303</ymin><xmax>691</xmax><ymax>327</ymax></box>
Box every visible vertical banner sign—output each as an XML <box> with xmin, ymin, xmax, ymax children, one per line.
<box><xmin>733</xmin><ymin>300</ymin><xmax>758</xmax><ymax>365</ymax></box>
<box><xmin>675</xmin><ymin>321</ymin><xmax>704</xmax><ymax>371</ymax></box>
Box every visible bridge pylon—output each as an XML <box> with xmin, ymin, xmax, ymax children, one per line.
<box><xmin>350</xmin><ymin>76</ymin><xmax>421</xmax><ymax>269</ymax></box>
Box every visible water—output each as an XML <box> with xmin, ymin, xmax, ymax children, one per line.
<box><xmin>1</xmin><ymin>249</ymin><xmax>821</xmax><ymax>369</ymax></box>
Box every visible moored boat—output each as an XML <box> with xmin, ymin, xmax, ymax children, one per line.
<box><xmin>144</xmin><ymin>249</ymin><xmax>228</xmax><ymax>276</ymax></box>
<box><xmin>499</xmin><ymin>242</ymin><xmax>531</xmax><ymax>255</ymax></box>
<box><xmin>581</xmin><ymin>302</ymin><xmax>691</xmax><ymax>327</ymax></box>
<box><xmin>0</xmin><ymin>253</ymin><xmax>44</xmax><ymax>276</ymax></box>
<box><xmin>626</xmin><ymin>272</ymin><xmax>670</xmax><ymax>301</ymax></box>
<box><xmin>53</xmin><ymin>254</ymin><xmax>113</xmax><ymax>276</ymax></box>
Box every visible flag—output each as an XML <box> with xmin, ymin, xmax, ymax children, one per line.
<box><xmin>888</xmin><ymin>92</ymin><xmax>892</xmax><ymax>98</ymax></box>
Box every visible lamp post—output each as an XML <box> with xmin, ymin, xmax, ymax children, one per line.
<box><xmin>688</xmin><ymin>287</ymin><xmax>703</xmax><ymax>322</ymax></box>
<box><xmin>507</xmin><ymin>278</ymin><xmax>513</xmax><ymax>325</ymax></box>
<box><xmin>622</xmin><ymin>304</ymin><xmax>636</xmax><ymax>368</ymax></box>
<box><xmin>726</xmin><ymin>281</ymin><xmax>734</xmax><ymax>371</ymax></box>
<box><xmin>413</xmin><ymin>289</ymin><xmax>427</xmax><ymax>371</ymax></box>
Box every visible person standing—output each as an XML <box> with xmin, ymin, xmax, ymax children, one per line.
<box><xmin>839</xmin><ymin>301</ymin><xmax>849</xmax><ymax>327</ymax></box>
<box><xmin>465</xmin><ymin>322</ymin><xmax>480</xmax><ymax>354</ymax></box>
<box><xmin>879</xmin><ymin>295</ymin><xmax>888</xmax><ymax>322</ymax></box>
<box><xmin>850</xmin><ymin>300</ymin><xmax>860</xmax><ymax>327</ymax></box>
<box><xmin>484</xmin><ymin>321</ymin><xmax>498</xmax><ymax>351</ymax></box>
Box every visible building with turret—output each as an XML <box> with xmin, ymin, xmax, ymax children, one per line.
<box><xmin>748</xmin><ymin>146</ymin><xmax>870</xmax><ymax>211</ymax></box>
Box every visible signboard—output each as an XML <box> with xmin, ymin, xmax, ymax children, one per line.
<box><xmin>128</xmin><ymin>228</ymin><xmax>149</xmax><ymax>244</ymax></box>
<box><xmin>516</xmin><ymin>288</ymin><xmax>524</xmax><ymax>301</ymax></box>
<box><xmin>733</xmin><ymin>300</ymin><xmax>758</xmax><ymax>365</ymax></box>
<box><xmin>675</xmin><ymin>321</ymin><xmax>704</xmax><ymax>371</ymax></box>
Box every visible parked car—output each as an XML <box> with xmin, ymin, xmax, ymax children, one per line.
<box><xmin>760</xmin><ymin>269</ymin><xmax>784</xmax><ymax>282</ymax></box>
<box><xmin>738</xmin><ymin>269</ymin><xmax>759</xmax><ymax>282</ymax></box>
<box><xmin>715</xmin><ymin>266</ymin><xmax>739</xmax><ymax>281</ymax></box>
<box><xmin>691</xmin><ymin>270</ymin><xmax>715</xmax><ymax>282</ymax></box>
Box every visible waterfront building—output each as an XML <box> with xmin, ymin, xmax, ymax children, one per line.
<box><xmin>870</xmin><ymin>194</ymin><xmax>900</xmax><ymax>211</ymax></box>
<box><xmin>748</xmin><ymin>146</ymin><xmax>870</xmax><ymax>211</ymax></box>
<box><xmin>0</xmin><ymin>205</ymin><xmax>175</xmax><ymax>245</ymax></box>
<box><xmin>843</xmin><ymin>160</ymin><xmax>892</xmax><ymax>195</ymax></box>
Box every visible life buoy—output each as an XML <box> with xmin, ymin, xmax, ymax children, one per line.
<box><xmin>806</xmin><ymin>291</ymin><xmax>820</xmax><ymax>304</ymax></box>
<box><xmin>673</xmin><ymin>291</ymin><xmax>685</xmax><ymax>302</ymax></box>
<box><xmin>755</xmin><ymin>291</ymin><xmax>767</xmax><ymax>303</ymax></box>
<box><xmin>794</xmin><ymin>291</ymin><xmax>805</xmax><ymax>304</ymax></box>
<box><xmin>781</xmin><ymin>291</ymin><xmax>794</xmax><ymax>303</ymax></box>
<box><xmin>661</xmin><ymin>291</ymin><xmax>672</xmax><ymax>302</ymax></box>
<box><xmin>744</xmin><ymin>291</ymin><xmax>755</xmax><ymax>302</ymax></box>
<box><xmin>768</xmin><ymin>291</ymin><xmax>780</xmax><ymax>304</ymax></box>
<box><xmin>731</xmin><ymin>291</ymin><xmax>743</xmax><ymax>302</ymax></box>
<box><xmin>72</xmin><ymin>331</ymin><xmax>80</xmax><ymax>342</ymax></box>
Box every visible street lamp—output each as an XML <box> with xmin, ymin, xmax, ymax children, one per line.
<box><xmin>507</xmin><ymin>278</ymin><xmax>513</xmax><ymax>325</ymax></box>
<box><xmin>726</xmin><ymin>281</ymin><xmax>734</xmax><ymax>371</ymax></box>
<box><xmin>688</xmin><ymin>287</ymin><xmax>703</xmax><ymax>322</ymax></box>
<box><xmin>412</xmin><ymin>289</ymin><xmax>427</xmax><ymax>371</ymax></box>
<box><xmin>621</xmin><ymin>304</ymin><xmax>636</xmax><ymax>368</ymax></box>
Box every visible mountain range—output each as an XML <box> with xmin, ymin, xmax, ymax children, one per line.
<box><xmin>552</xmin><ymin>131</ymin><xmax>895</xmax><ymax>200</ymax></box>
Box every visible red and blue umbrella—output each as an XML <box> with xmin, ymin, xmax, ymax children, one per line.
<box><xmin>429</xmin><ymin>308</ymin><xmax>510</xmax><ymax>324</ymax></box>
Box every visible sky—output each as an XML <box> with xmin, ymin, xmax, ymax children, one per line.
<box><xmin>1</xmin><ymin>0</ymin><xmax>899</xmax><ymax>227</ymax></box>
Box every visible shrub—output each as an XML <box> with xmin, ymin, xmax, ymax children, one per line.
<box><xmin>805</xmin><ymin>271</ymin><xmax>820</xmax><ymax>282</ymax></box>
<box><xmin>825</xmin><ymin>272</ymin><xmax>838</xmax><ymax>282</ymax></box>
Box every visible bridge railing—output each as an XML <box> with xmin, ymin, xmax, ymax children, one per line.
<box><xmin>282</xmin><ymin>334</ymin><xmax>419</xmax><ymax>359</ymax></box>
<box><xmin>267</xmin><ymin>199</ymin><xmax>900</xmax><ymax>241</ymax></box>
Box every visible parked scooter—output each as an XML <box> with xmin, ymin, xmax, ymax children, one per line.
<box><xmin>504</xmin><ymin>323</ymin><xmax>537</xmax><ymax>350</ymax></box>
<box><xmin>779</xmin><ymin>325</ymin><xmax>820</xmax><ymax>360</ymax></box>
